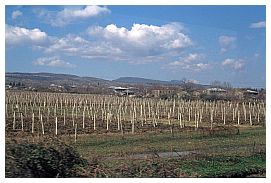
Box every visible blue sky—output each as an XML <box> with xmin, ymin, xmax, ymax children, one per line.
<box><xmin>5</xmin><ymin>5</ymin><xmax>266</xmax><ymax>88</ymax></box>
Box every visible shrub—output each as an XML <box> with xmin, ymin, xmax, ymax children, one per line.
<box><xmin>6</xmin><ymin>138</ymin><xmax>87</xmax><ymax>178</ymax></box>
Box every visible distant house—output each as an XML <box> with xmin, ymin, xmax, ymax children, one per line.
<box><xmin>109</xmin><ymin>86</ymin><xmax>136</xmax><ymax>96</ymax></box>
<box><xmin>206</xmin><ymin>88</ymin><xmax>227</xmax><ymax>94</ymax></box>
<box><xmin>243</xmin><ymin>89</ymin><xmax>259</xmax><ymax>98</ymax></box>
<box><xmin>245</xmin><ymin>89</ymin><xmax>259</xmax><ymax>95</ymax></box>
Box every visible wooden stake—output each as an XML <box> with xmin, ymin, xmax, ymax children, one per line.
<box><xmin>74</xmin><ymin>123</ymin><xmax>77</xmax><ymax>142</ymax></box>
<box><xmin>20</xmin><ymin>113</ymin><xmax>24</xmax><ymax>131</ymax></box>
<box><xmin>63</xmin><ymin>109</ymin><xmax>66</xmax><ymax>126</ymax></box>
<box><xmin>41</xmin><ymin>114</ymin><xmax>44</xmax><ymax>135</ymax></box>
<box><xmin>93</xmin><ymin>113</ymin><xmax>96</xmax><ymax>130</ymax></box>
<box><xmin>249</xmin><ymin>110</ymin><xmax>252</xmax><ymax>126</ymax></box>
<box><xmin>13</xmin><ymin>111</ymin><xmax>16</xmax><ymax>130</ymax></box>
<box><xmin>32</xmin><ymin>113</ymin><xmax>35</xmax><ymax>133</ymax></box>
<box><xmin>237</xmin><ymin>110</ymin><xmax>240</xmax><ymax>125</ymax></box>
<box><xmin>55</xmin><ymin>116</ymin><xmax>58</xmax><ymax>135</ymax></box>
<box><xmin>83</xmin><ymin>110</ymin><xmax>85</xmax><ymax>129</ymax></box>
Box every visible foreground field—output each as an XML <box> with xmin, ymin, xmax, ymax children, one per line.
<box><xmin>71</xmin><ymin>126</ymin><xmax>266</xmax><ymax>177</ymax></box>
<box><xmin>6</xmin><ymin>126</ymin><xmax>266</xmax><ymax>177</ymax></box>
<box><xmin>5</xmin><ymin>91</ymin><xmax>266</xmax><ymax>177</ymax></box>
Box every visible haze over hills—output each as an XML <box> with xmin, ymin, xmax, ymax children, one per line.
<box><xmin>6</xmin><ymin>72</ymin><xmax>203</xmax><ymax>88</ymax></box>
<box><xmin>113</xmin><ymin>77</ymin><xmax>175</xmax><ymax>85</ymax></box>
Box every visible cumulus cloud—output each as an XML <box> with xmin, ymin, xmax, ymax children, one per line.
<box><xmin>6</xmin><ymin>24</ymin><xmax>48</xmax><ymax>45</ymax></box>
<box><xmin>249</xmin><ymin>21</ymin><xmax>266</xmax><ymax>29</ymax></box>
<box><xmin>33</xmin><ymin>56</ymin><xmax>76</xmax><ymax>68</ymax></box>
<box><xmin>38</xmin><ymin>6</ymin><xmax>110</xmax><ymax>27</ymax></box>
<box><xmin>168</xmin><ymin>53</ymin><xmax>208</xmax><ymax>71</ymax></box>
<box><xmin>44</xmin><ymin>34</ymin><xmax>123</xmax><ymax>59</ymax></box>
<box><xmin>168</xmin><ymin>62</ymin><xmax>209</xmax><ymax>71</ymax></box>
<box><xmin>222</xmin><ymin>58</ymin><xmax>245</xmax><ymax>70</ymax></box>
<box><xmin>88</xmin><ymin>23</ymin><xmax>192</xmax><ymax>51</ymax></box>
<box><xmin>7</xmin><ymin>22</ymin><xmax>193</xmax><ymax>66</ymax></box>
<box><xmin>218</xmin><ymin>35</ymin><xmax>236</xmax><ymax>53</ymax></box>
<box><xmin>86</xmin><ymin>23</ymin><xmax>192</xmax><ymax>59</ymax></box>
<box><xmin>43</xmin><ymin>23</ymin><xmax>192</xmax><ymax>64</ymax></box>
<box><xmin>12</xmin><ymin>10</ymin><xmax>23</xmax><ymax>19</ymax></box>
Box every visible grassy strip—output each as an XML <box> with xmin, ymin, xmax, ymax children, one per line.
<box><xmin>70</xmin><ymin>127</ymin><xmax>265</xmax><ymax>157</ymax></box>
<box><xmin>178</xmin><ymin>153</ymin><xmax>266</xmax><ymax>177</ymax></box>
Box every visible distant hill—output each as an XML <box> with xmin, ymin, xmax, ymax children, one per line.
<box><xmin>113</xmin><ymin>77</ymin><xmax>205</xmax><ymax>87</ymax></box>
<box><xmin>5</xmin><ymin>72</ymin><xmax>209</xmax><ymax>93</ymax></box>
<box><xmin>5</xmin><ymin>72</ymin><xmax>112</xmax><ymax>93</ymax></box>
<box><xmin>6</xmin><ymin>72</ymin><xmax>108</xmax><ymax>85</ymax></box>
<box><xmin>113</xmin><ymin>77</ymin><xmax>169</xmax><ymax>85</ymax></box>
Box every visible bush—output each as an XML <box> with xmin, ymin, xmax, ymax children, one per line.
<box><xmin>5</xmin><ymin>138</ymin><xmax>87</xmax><ymax>178</ymax></box>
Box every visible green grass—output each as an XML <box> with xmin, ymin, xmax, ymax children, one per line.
<box><xmin>178</xmin><ymin>154</ymin><xmax>265</xmax><ymax>177</ymax></box>
<box><xmin>67</xmin><ymin>126</ymin><xmax>265</xmax><ymax>157</ymax></box>
<box><xmin>66</xmin><ymin>126</ymin><xmax>265</xmax><ymax>177</ymax></box>
<box><xmin>6</xmin><ymin>126</ymin><xmax>266</xmax><ymax>177</ymax></box>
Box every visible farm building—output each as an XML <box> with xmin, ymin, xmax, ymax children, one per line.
<box><xmin>109</xmin><ymin>86</ymin><xmax>136</xmax><ymax>96</ymax></box>
<box><xmin>206</xmin><ymin>88</ymin><xmax>227</xmax><ymax>94</ymax></box>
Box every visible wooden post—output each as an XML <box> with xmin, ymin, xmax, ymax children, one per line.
<box><xmin>257</xmin><ymin>112</ymin><xmax>260</xmax><ymax>124</ymax></box>
<box><xmin>32</xmin><ymin>113</ymin><xmax>35</xmax><ymax>133</ymax></box>
<box><xmin>132</xmin><ymin>118</ymin><xmax>135</xmax><ymax>134</ymax></box>
<box><xmin>93</xmin><ymin>113</ymin><xmax>96</xmax><ymax>130</ymax></box>
<box><xmin>47</xmin><ymin>107</ymin><xmax>50</xmax><ymax>124</ymax></box>
<box><xmin>20</xmin><ymin>113</ymin><xmax>24</xmax><ymax>131</ymax></box>
<box><xmin>74</xmin><ymin>123</ymin><xmax>77</xmax><ymax>142</ymax></box>
<box><xmin>243</xmin><ymin>104</ymin><xmax>247</xmax><ymax>122</ymax></box>
<box><xmin>237</xmin><ymin>110</ymin><xmax>240</xmax><ymax>125</ymax></box>
<box><xmin>179</xmin><ymin>113</ymin><xmax>182</xmax><ymax>128</ymax></box>
<box><xmin>83</xmin><ymin>110</ymin><xmax>85</xmax><ymax>129</ymax></box>
<box><xmin>210</xmin><ymin>109</ymin><xmax>213</xmax><ymax>130</ymax></box>
<box><xmin>232</xmin><ymin>108</ymin><xmax>235</xmax><ymax>121</ymax></box>
<box><xmin>6</xmin><ymin>104</ymin><xmax>8</xmax><ymax>118</ymax></box>
<box><xmin>194</xmin><ymin>108</ymin><xmax>197</xmax><ymax>130</ymax></box>
<box><xmin>13</xmin><ymin>111</ymin><xmax>16</xmax><ymax>130</ymax></box>
<box><xmin>72</xmin><ymin>107</ymin><xmax>75</xmax><ymax>127</ymax></box>
<box><xmin>63</xmin><ymin>109</ymin><xmax>66</xmax><ymax>126</ymax></box>
<box><xmin>168</xmin><ymin>112</ymin><xmax>171</xmax><ymax>125</ymax></box>
<box><xmin>196</xmin><ymin>111</ymin><xmax>199</xmax><ymax>129</ymax></box>
<box><xmin>188</xmin><ymin>107</ymin><xmax>191</xmax><ymax>122</ymax></box>
<box><xmin>55</xmin><ymin>116</ymin><xmax>58</xmax><ymax>135</ymax></box>
<box><xmin>223</xmin><ymin>107</ymin><xmax>226</xmax><ymax>125</ymax></box>
<box><xmin>249</xmin><ymin>110</ymin><xmax>252</xmax><ymax>126</ymax></box>
<box><xmin>106</xmin><ymin>112</ymin><xmax>109</xmax><ymax>131</ymax></box>
<box><xmin>117</xmin><ymin>113</ymin><xmax>120</xmax><ymax>131</ymax></box>
<box><xmin>41</xmin><ymin>114</ymin><xmax>44</xmax><ymax>135</ymax></box>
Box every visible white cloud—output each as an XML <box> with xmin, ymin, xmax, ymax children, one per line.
<box><xmin>168</xmin><ymin>62</ymin><xmax>209</xmax><ymax>71</ymax></box>
<box><xmin>39</xmin><ymin>6</ymin><xmax>110</xmax><ymax>27</ymax></box>
<box><xmin>249</xmin><ymin>21</ymin><xmax>266</xmax><ymax>29</ymax></box>
<box><xmin>6</xmin><ymin>24</ymin><xmax>48</xmax><ymax>45</ymax></box>
<box><xmin>33</xmin><ymin>56</ymin><xmax>76</xmax><ymax>68</ymax></box>
<box><xmin>222</xmin><ymin>58</ymin><xmax>245</xmax><ymax>70</ymax></box>
<box><xmin>43</xmin><ymin>23</ymin><xmax>192</xmax><ymax>64</ymax></box>
<box><xmin>87</xmin><ymin>23</ymin><xmax>192</xmax><ymax>58</ymax></box>
<box><xmin>218</xmin><ymin>35</ymin><xmax>236</xmax><ymax>53</ymax></box>
<box><xmin>183</xmin><ymin>53</ymin><xmax>204</xmax><ymax>62</ymax></box>
<box><xmin>168</xmin><ymin>53</ymin><xmax>208</xmax><ymax>71</ymax></box>
<box><xmin>8</xmin><ymin>22</ymin><xmax>193</xmax><ymax>66</ymax></box>
<box><xmin>88</xmin><ymin>23</ymin><xmax>192</xmax><ymax>50</ymax></box>
<box><xmin>44</xmin><ymin>34</ymin><xmax>123</xmax><ymax>59</ymax></box>
<box><xmin>12</xmin><ymin>10</ymin><xmax>23</xmax><ymax>19</ymax></box>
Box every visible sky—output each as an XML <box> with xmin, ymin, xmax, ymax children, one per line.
<box><xmin>5</xmin><ymin>5</ymin><xmax>266</xmax><ymax>88</ymax></box>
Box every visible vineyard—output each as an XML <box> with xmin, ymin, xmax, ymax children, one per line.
<box><xmin>5</xmin><ymin>91</ymin><xmax>266</xmax><ymax>177</ymax></box>
<box><xmin>5</xmin><ymin>91</ymin><xmax>266</xmax><ymax>137</ymax></box>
